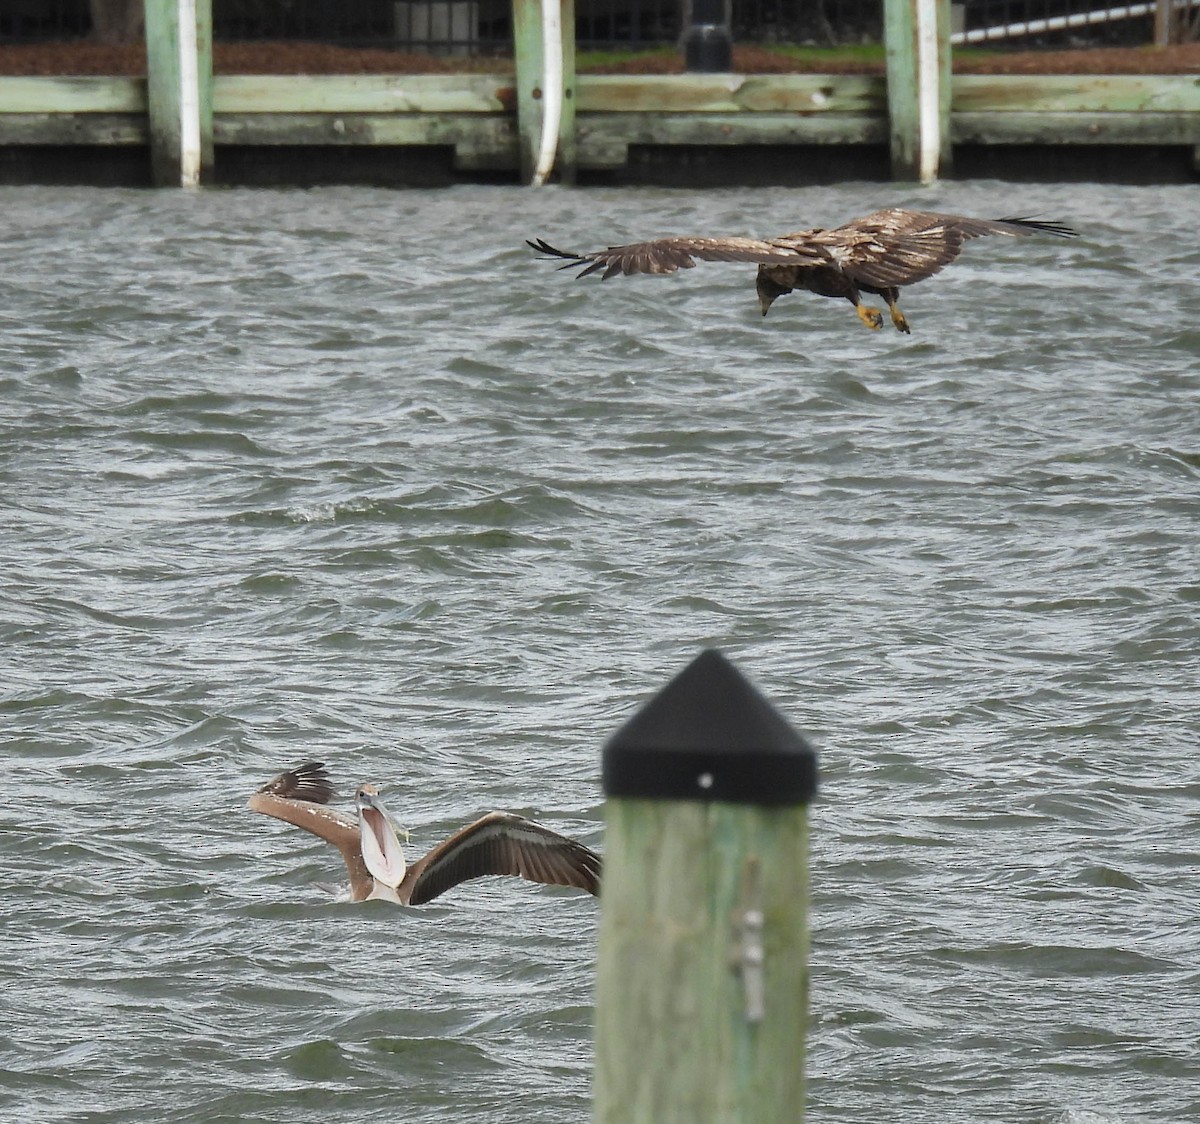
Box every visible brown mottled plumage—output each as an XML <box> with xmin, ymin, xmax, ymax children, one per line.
<box><xmin>248</xmin><ymin>762</ymin><xmax>601</xmax><ymax>906</ymax></box>
<box><xmin>528</xmin><ymin>208</ymin><xmax>1078</xmax><ymax>334</ymax></box>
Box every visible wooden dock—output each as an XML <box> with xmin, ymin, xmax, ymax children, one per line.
<box><xmin>0</xmin><ymin>0</ymin><xmax>1197</xmax><ymax>185</ymax></box>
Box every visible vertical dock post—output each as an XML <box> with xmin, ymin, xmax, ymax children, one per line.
<box><xmin>594</xmin><ymin>650</ymin><xmax>818</xmax><ymax>1123</ymax></box>
<box><xmin>144</xmin><ymin>0</ymin><xmax>213</xmax><ymax>186</ymax></box>
<box><xmin>557</xmin><ymin>0</ymin><xmax>576</xmax><ymax>185</ymax></box>
<box><xmin>513</xmin><ymin>0</ymin><xmax>576</xmax><ymax>185</ymax></box>
<box><xmin>682</xmin><ymin>0</ymin><xmax>734</xmax><ymax>72</ymax></box>
<box><xmin>884</xmin><ymin>0</ymin><xmax>951</xmax><ymax>182</ymax></box>
<box><xmin>1154</xmin><ymin>0</ymin><xmax>1175</xmax><ymax>45</ymax></box>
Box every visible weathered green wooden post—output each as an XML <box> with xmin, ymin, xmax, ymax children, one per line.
<box><xmin>144</xmin><ymin>0</ymin><xmax>213</xmax><ymax>186</ymax></box>
<box><xmin>594</xmin><ymin>649</ymin><xmax>818</xmax><ymax>1122</ymax></box>
<box><xmin>512</xmin><ymin>0</ymin><xmax>576</xmax><ymax>184</ymax></box>
<box><xmin>557</xmin><ymin>0</ymin><xmax>577</xmax><ymax>184</ymax></box>
<box><xmin>884</xmin><ymin>0</ymin><xmax>951</xmax><ymax>182</ymax></box>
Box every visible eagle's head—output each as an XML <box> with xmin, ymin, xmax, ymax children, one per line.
<box><xmin>756</xmin><ymin>267</ymin><xmax>794</xmax><ymax>317</ymax></box>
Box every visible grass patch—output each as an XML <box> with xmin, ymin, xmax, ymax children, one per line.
<box><xmin>768</xmin><ymin>43</ymin><xmax>887</xmax><ymax>66</ymax></box>
<box><xmin>576</xmin><ymin>46</ymin><xmax>677</xmax><ymax>71</ymax></box>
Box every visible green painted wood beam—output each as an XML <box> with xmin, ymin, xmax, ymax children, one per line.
<box><xmin>212</xmin><ymin>74</ymin><xmax>516</xmax><ymax>115</ymax></box>
<box><xmin>512</xmin><ymin>0</ymin><xmax>544</xmax><ymax>182</ymax></box>
<box><xmin>884</xmin><ymin>0</ymin><xmax>951</xmax><ymax>181</ymax></box>
<box><xmin>576</xmin><ymin>111</ymin><xmax>887</xmax><ymax>168</ymax></box>
<box><xmin>0</xmin><ymin>114</ymin><xmax>147</xmax><ymax>145</ymax></box>
<box><xmin>5</xmin><ymin>72</ymin><xmax>1196</xmax><ymax>123</ymax></box>
<box><xmin>953</xmin><ymin>74</ymin><xmax>1200</xmax><ymax>114</ymax></box>
<box><xmin>885</xmin><ymin>0</ymin><xmax>918</xmax><ymax>178</ymax></box>
<box><xmin>195</xmin><ymin>0</ymin><xmax>213</xmax><ymax>174</ymax></box>
<box><xmin>0</xmin><ymin>76</ymin><xmax>146</xmax><ymax>113</ymax></box>
<box><xmin>577</xmin><ymin>73</ymin><xmax>886</xmax><ymax>114</ymax></box>
<box><xmin>512</xmin><ymin>0</ymin><xmax>576</xmax><ymax>183</ymax></box>
<box><xmin>952</xmin><ymin>110</ymin><xmax>1200</xmax><ymax>146</ymax></box>
<box><xmin>213</xmin><ymin>112</ymin><xmax>515</xmax><ymax>147</ymax></box>
<box><xmin>558</xmin><ymin>0</ymin><xmax>577</xmax><ymax>184</ymax></box>
<box><xmin>7</xmin><ymin>106</ymin><xmax>1193</xmax><ymax>158</ymax></box>
<box><xmin>938</xmin><ymin>0</ymin><xmax>952</xmax><ymax>174</ymax></box>
<box><xmin>212</xmin><ymin>71</ymin><xmax>887</xmax><ymax>122</ymax></box>
<box><xmin>144</xmin><ymin>0</ymin><xmax>212</xmax><ymax>185</ymax></box>
<box><xmin>213</xmin><ymin>113</ymin><xmax>518</xmax><ymax>169</ymax></box>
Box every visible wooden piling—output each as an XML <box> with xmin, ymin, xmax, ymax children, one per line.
<box><xmin>512</xmin><ymin>0</ymin><xmax>576</xmax><ymax>184</ymax></box>
<box><xmin>558</xmin><ymin>0</ymin><xmax>577</xmax><ymax>184</ymax></box>
<box><xmin>594</xmin><ymin>650</ymin><xmax>818</xmax><ymax>1123</ymax></box>
<box><xmin>884</xmin><ymin>0</ymin><xmax>951</xmax><ymax>182</ymax></box>
<box><xmin>143</xmin><ymin>0</ymin><xmax>213</xmax><ymax>186</ymax></box>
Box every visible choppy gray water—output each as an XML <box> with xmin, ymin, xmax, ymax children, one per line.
<box><xmin>1</xmin><ymin>180</ymin><xmax>1198</xmax><ymax>1124</ymax></box>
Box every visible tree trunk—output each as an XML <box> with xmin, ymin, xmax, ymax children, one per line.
<box><xmin>90</xmin><ymin>0</ymin><xmax>145</xmax><ymax>44</ymax></box>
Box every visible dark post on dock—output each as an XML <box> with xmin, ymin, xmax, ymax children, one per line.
<box><xmin>682</xmin><ymin>0</ymin><xmax>734</xmax><ymax>73</ymax></box>
<box><xmin>594</xmin><ymin>649</ymin><xmax>818</xmax><ymax>1122</ymax></box>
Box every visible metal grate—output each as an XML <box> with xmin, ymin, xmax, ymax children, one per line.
<box><xmin>570</xmin><ymin>0</ymin><xmax>885</xmax><ymax>49</ymax></box>
<box><xmin>0</xmin><ymin>0</ymin><xmax>1188</xmax><ymax>52</ymax></box>
<box><xmin>730</xmin><ymin>0</ymin><xmax>883</xmax><ymax>46</ymax></box>
<box><xmin>0</xmin><ymin>0</ymin><xmax>90</xmax><ymax>42</ymax></box>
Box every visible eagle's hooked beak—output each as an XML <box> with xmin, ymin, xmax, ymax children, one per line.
<box><xmin>356</xmin><ymin>784</ymin><xmax>408</xmax><ymax>890</ymax></box>
<box><xmin>755</xmin><ymin>268</ymin><xmax>790</xmax><ymax>318</ymax></box>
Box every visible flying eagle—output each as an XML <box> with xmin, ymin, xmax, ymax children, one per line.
<box><xmin>528</xmin><ymin>208</ymin><xmax>1077</xmax><ymax>334</ymax></box>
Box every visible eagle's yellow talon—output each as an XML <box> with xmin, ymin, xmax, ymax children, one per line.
<box><xmin>857</xmin><ymin>304</ymin><xmax>884</xmax><ymax>331</ymax></box>
<box><xmin>890</xmin><ymin>308</ymin><xmax>911</xmax><ymax>334</ymax></box>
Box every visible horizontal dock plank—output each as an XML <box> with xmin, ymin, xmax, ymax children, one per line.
<box><xmin>212</xmin><ymin>74</ymin><xmax>515</xmax><ymax>114</ymax></box>
<box><xmin>0</xmin><ymin>76</ymin><xmax>145</xmax><ymax>113</ymax></box>
<box><xmin>213</xmin><ymin>111</ymin><xmax>512</xmax><ymax>146</ymax></box>
<box><xmin>953</xmin><ymin>74</ymin><xmax>1200</xmax><ymax>114</ymax></box>
<box><xmin>0</xmin><ymin>113</ymin><xmax>146</xmax><ymax>145</ymax></box>
<box><xmin>575</xmin><ymin>74</ymin><xmax>886</xmax><ymax>114</ymax></box>
<box><xmin>210</xmin><ymin>73</ymin><xmax>887</xmax><ymax>116</ymax></box>
<box><xmin>213</xmin><ymin>112</ymin><xmax>517</xmax><ymax>168</ymax></box>
<box><xmin>577</xmin><ymin>112</ymin><xmax>887</xmax><ymax>167</ymax></box>
<box><xmin>3</xmin><ymin>72</ymin><xmax>1198</xmax><ymax>170</ymax></box>
<box><xmin>953</xmin><ymin>110</ymin><xmax>1200</xmax><ymax>145</ymax></box>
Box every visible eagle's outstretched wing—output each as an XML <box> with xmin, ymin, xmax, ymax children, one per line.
<box><xmin>526</xmin><ymin>235</ymin><xmax>823</xmax><ymax>280</ymax></box>
<box><xmin>530</xmin><ymin>210</ymin><xmax>1076</xmax><ymax>288</ymax></box>
<box><xmin>805</xmin><ymin>208</ymin><xmax>1078</xmax><ymax>289</ymax></box>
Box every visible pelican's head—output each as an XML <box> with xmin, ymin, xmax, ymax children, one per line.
<box><xmin>356</xmin><ymin>784</ymin><xmax>407</xmax><ymax>890</ymax></box>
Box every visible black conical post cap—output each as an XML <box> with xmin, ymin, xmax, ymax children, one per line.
<box><xmin>603</xmin><ymin>649</ymin><xmax>818</xmax><ymax>806</ymax></box>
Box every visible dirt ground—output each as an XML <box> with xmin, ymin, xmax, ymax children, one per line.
<box><xmin>0</xmin><ymin>38</ymin><xmax>1198</xmax><ymax>77</ymax></box>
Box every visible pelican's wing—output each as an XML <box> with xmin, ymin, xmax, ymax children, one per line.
<box><xmin>809</xmin><ymin>208</ymin><xmax>1078</xmax><ymax>288</ymax></box>
<box><xmin>527</xmin><ymin>235</ymin><xmax>822</xmax><ymax>280</ymax></box>
<box><xmin>252</xmin><ymin>761</ymin><xmax>336</xmax><ymax>804</ymax></box>
<box><xmin>248</xmin><ymin>763</ymin><xmax>373</xmax><ymax>900</ymax></box>
<box><xmin>405</xmin><ymin>812</ymin><xmax>601</xmax><ymax>906</ymax></box>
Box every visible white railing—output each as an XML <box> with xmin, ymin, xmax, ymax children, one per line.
<box><xmin>951</xmin><ymin>0</ymin><xmax>1196</xmax><ymax>44</ymax></box>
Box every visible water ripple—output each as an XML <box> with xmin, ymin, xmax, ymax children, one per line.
<box><xmin>1</xmin><ymin>181</ymin><xmax>1197</xmax><ymax>1124</ymax></box>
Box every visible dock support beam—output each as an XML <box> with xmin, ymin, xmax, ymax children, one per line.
<box><xmin>513</xmin><ymin>0</ymin><xmax>576</xmax><ymax>185</ymax></box>
<box><xmin>144</xmin><ymin>0</ymin><xmax>213</xmax><ymax>186</ymax></box>
<box><xmin>594</xmin><ymin>650</ymin><xmax>818</xmax><ymax>1124</ymax></box>
<box><xmin>885</xmin><ymin>0</ymin><xmax>951</xmax><ymax>182</ymax></box>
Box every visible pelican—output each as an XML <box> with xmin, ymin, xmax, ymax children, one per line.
<box><xmin>248</xmin><ymin>762</ymin><xmax>601</xmax><ymax>905</ymax></box>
